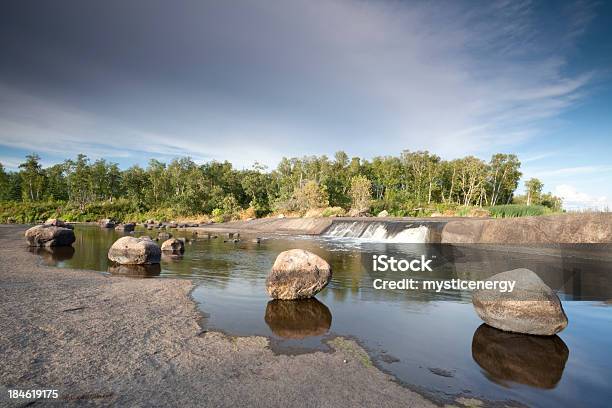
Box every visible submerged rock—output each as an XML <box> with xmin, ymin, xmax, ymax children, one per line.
<box><xmin>161</xmin><ymin>238</ymin><xmax>185</xmax><ymax>253</ymax></box>
<box><xmin>264</xmin><ymin>299</ymin><xmax>332</xmax><ymax>339</ymax></box>
<box><xmin>25</xmin><ymin>225</ymin><xmax>76</xmax><ymax>247</ymax></box>
<box><xmin>471</xmin><ymin>324</ymin><xmax>569</xmax><ymax>388</ymax></box>
<box><xmin>472</xmin><ymin>268</ymin><xmax>568</xmax><ymax>335</ymax></box>
<box><xmin>108</xmin><ymin>236</ymin><xmax>161</xmax><ymax>265</ymax></box>
<box><xmin>266</xmin><ymin>249</ymin><xmax>332</xmax><ymax>300</ymax></box>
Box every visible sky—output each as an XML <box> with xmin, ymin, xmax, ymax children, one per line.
<box><xmin>0</xmin><ymin>0</ymin><xmax>611</xmax><ymax>210</ymax></box>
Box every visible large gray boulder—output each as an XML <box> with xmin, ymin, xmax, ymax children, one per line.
<box><xmin>161</xmin><ymin>238</ymin><xmax>185</xmax><ymax>253</ymax></box>
<box><xmin>472</xmin><ymin>268</ymin><xmax>568</xmax><ymax>335</ymax></box>
<box><xmin>108</xmin><ymin>236</ymin><xmax>161</xmax><ymax>265</ymax></box>
<box><xmin>266</xmin><ymin>249</ymin><xmax>332</xmax><ymax>300</ymax></box>
<box><xmin>25</xmin><ymin>225</ymin><xmax>76</xmax><ymax>247</ymax></box>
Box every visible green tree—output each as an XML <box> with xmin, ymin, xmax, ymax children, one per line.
<box><xmin>349</xmin><ymin>175</ymin><xmax>372</xmax><ymax>212</ymax></box>
<box><xmin>525</xmin><ymin>178</ymin><xmax>544</xmax><ymax>205</ymax></box>
<box><xmin>19</xmin><ymin>154</ymin><xmax>45</xmax><ymax>201</ymax></box>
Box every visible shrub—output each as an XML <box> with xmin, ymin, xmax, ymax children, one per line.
<box><xmin>488</xmin><ymin>204</ymin><xmax>551</xmax><ymax>218</ymax></box>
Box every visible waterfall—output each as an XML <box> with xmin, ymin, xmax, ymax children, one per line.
<box><xmin>323</xmin><ymin>221</ymin><xmax>429</xmax><ymax>243</ymax></box>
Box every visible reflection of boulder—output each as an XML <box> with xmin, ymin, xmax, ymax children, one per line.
<box><xmin>108</xmin><ymin>264</ymin><xmax>161</xmax><ymax>278</ymax></box>
<box><xmin>472</xmin><ymin>324</ymin><xmax>569</xmax><ymax>389</ymax></box>
<box><xmin>30</xmin><ymin>246</ymin><xmax>75</xmax><ymax>262</ymax></box>
<box><xmin>264</xmin><ymin>299</ymin><xmax>332</xmax><ymax>339</ymax></box>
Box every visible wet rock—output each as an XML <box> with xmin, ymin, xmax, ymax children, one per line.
<box><xmin>115</xmin><ymin>222</ymin><xmax>136</xmax><ymax>232</ymax></box>
<box><xmin>266</xmin><ymin>249</ymin><xmax>332</xmax><ymax>300</ymax></box>
<box><xmin>264</xmin><ymin>299</ymin><xmax>332</xmax><ymax>339</ymax></box>
<box><xmin>108</xmin><ymin>236</ymin><xmax>161</xmax><ymax>265</ymax></box>
<box><xmin>25</xmin><ymin>225</ymin><xmax>76</xmax><ymax>247</ymax></box>
<box><xmin>98</xmin><ymin>218</ymin><xmax>116</xmax><ymax>228</ymax></box>
<box><xmin>108</xmin><ymin>263</ymin><xmax>161</xmax><ymax>278</ymax></box>
<box><xmin>161</xmin><ymin>238</ymin><xmax>185</xmax><ymax>253</ymax></box>
<box><xmin>471</xmin><ymin>324</ymin><xmax>569</xmax><ymax>388</ymax></box>
<box><xmin>377</xmin><ymin>210</ymin><xmax>389</xmax><ymax>217</ymax></box>
<box><xmin>472</xmin><ymin>268</ymin><xmax>568</xmax><ymax>335</ymax></box>
<box><xmin>252</xmin><ymin>237</ymin><xmax>261</xmax><ymax>244</ymax></box>
<box><xmin>157</xmin><ymin>232</ymin><xmax>172</xmax><ymax>241</ymax></box>
<box><xmin>44</xmin><ymin>218</ymin><xmax>74</xmax><ymax>229</ymax></box>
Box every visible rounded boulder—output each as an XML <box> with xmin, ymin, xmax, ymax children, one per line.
<box><xmin>472</xmin><ymin>268</ymin><xmax>568</xmax><ymax>335</ymax></box>
<box><xmin>266</xmin><ymin>249</ymin><xmax>331</xmax><ymax>300</ymax></box>
<box><xmin>108</xmin><ymin>236</ymin><xmax>161</xmax><ymax>265</ymax></box>
<box><xmin>25</xmin><ymin>225</ymin><xmax>76</xmax><ymax>247</ymax></box>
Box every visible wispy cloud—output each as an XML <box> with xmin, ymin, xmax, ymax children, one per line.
<box><xmin>0</xmin><ymin>0</ymin><xmax>599</xmax><ymax>166</ymax></box>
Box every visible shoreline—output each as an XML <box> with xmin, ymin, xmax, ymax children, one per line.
<box><xmin>0</xmin><ymin>225</ymin><xmax>437</xmax><ymax>407</ymax></box>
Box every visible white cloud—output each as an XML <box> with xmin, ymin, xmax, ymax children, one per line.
<box><xmin>555</xmin><ymin>184</ymin><xmax>610</xmax><ymax>211</ymax></box>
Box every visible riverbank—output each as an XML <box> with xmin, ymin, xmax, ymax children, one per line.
<box><xmin>0</xmin><ymin>225</ymin><xmax>435</xmax><ymax>408</ymax></box>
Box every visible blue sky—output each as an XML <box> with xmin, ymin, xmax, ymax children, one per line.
<box><xmin>0</xmin><ymin>0</ymin><xmax>611</xmax><ymax>209</ymax></box>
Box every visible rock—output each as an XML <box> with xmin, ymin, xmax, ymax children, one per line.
<box><xmin>266</xmin><ymin>249</ymin><xmax>332</xmax><ymax>300</ymax></box>
<box><xmin>99</xmin><ymin>218</ymin><xmax>115</xmax><ymax>228</ymax></box>
<box><xmin>277</xmin><ymin>214</ymin><xmax>285</xmax><ymax>219</ymax></box>
<box><xmin>115</xmin><ymin>222</ymin><xmax>135</xmax><ymax>232</ymax></box>
<box><xmin>157</xmin><ymin>232</ymin><xmax>172</xmax><ymax>240</ymax></box>
<box><xmin>252</xmin><ymin>237</ymin><xmax>261</xmax><ymax>244</ymax></box>
<box><xmin>161</xmin><ymin>238</ymin><xmax>185</xmax><ymax>253</ymax></box>
<box><xmin>377</xmin><ymin>210</ymin><xmax>389</xmax><ymax>217</ymax></box>
<box><xmin>471</xmin><ymin>324</ymin><xmax>568</xmax><ymax>388</ymax></box>
<box><xmin>108</xmin><ymin>236</ymin><xmax>161</xmax><ymax>265</ymax></box>
<box><xmin>44</xmin><ymin>218</ymin><xmax>73</xmax><ymax>229</ymax></box>
<box><xmin>264</xmin><ymin>299</ymin><xmax>332</xmax><ymax>339</ymax></box>
<box><xmin>25</xmin><ymin>225</ymin><xmax>76</xmax><ymax>247</ymax></box>
<box><xmin>472</xmin><ymin>268</ymin><xmax>568</xmax><ymax>335</ymax></box>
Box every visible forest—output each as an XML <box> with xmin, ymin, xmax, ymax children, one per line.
<box><xmin>0</xmin><ymin>151</ymin><xmax>562</xmax><ymax>223</ymax></box>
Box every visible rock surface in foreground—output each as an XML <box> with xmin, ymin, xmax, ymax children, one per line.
<box><xmin>472</xmin><ymin>268</ymin><xmax>568</xmax><ymax>335</ymax></box>
<box><xmin>25</xmin><ymin>225</ymin><xmax>76</xmax><ymax>247</ymax></box>
<box><xmin>266</xmin><ymin>249</ymin><xmax>331</xmax><ymax>300</ymax></box>
<box><xmin>108</xmin><ymin>236</ymin><xmax>161</xmax><ymax>265</ymax></box>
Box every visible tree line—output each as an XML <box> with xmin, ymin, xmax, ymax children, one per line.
<box><xmin>0</xmin><ymin>151</ymin><xmax>561</xmax><ymax>220</ymax></box>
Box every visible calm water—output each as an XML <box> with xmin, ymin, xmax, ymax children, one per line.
<box><xmin>36</xmin><ymin>225</ymin><xmax>612</xmax><ymax>407</ymax></box>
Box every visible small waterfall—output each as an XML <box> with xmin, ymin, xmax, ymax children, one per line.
<box><xmin>323</xmin><ymin>221</ymin><xmax>429</xmax><ymax>243</ymax></box>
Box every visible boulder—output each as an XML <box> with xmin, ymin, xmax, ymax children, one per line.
<box><xmin>472</xmin><ymin>268</ymin><xmax>568</xmax><ymax>335</ymax></box>
<box><xmin>99</xmin><ymin>218</ymin><xmax>115</xmax><ymax>228</ymax></box>
<box><xmin>25</xmin><ymin>225</ymin><xmax>76</xmax><ymax>247</ymax></box>
<box><xmin>161</xmin><ymin>238</ymin><xmax>185</xmax><ymax>253</ymax></box>
<box><xmin>348</xmin><ymin>208</ymin><xmax>369</xmax><ymax>217</ymax></box>
<box><xmin>157</xmin><ymin>232</ymin><xmax>172</xmax><ymax>240</ymax></box>
<box><xmin>377</xmin><ymin>210</ymin><xmax>389</xmax><ymax>217</ymax></box>
<box><xmin>115</xmin><ymin>222</ymin><xmax>136</xmax><ymax>232</ymax></box>
<box><xmin>44</xmin><ymin>218</ymin><xmax>73</xmax><ymax>229</ymax></box>
<box><xmin>108</xmin><ymin>236</ymin><xmax>161</xmax><ymax>265</ymax></box>
<box><xmin>266</xmin><ymin>249</ymin><xmax>332</xmax><ymax>300</ymax></box>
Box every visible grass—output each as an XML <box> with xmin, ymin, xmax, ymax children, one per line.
<box><xmin>488</xmin><ymin>204</ymin><xmax>553</xmax><ymax>218</ymax></box>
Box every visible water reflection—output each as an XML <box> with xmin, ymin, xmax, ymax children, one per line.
<box><xmin>471</xmin><ymin>324</ymin><xmax>569</xmax><ymax>389</ymax></box>
<box><xmin>108</xmin><ymin>263</ymin><xmax>162</xmax><ymax>278</ymax></box>
<box><xmin>264</xmin><ymin>299</ymin><xmax>332</xmax><ymax>339</ymax></box>
<box><xmin>30</xmin><ymin>246</ymin><xmax>75</xmax><ymax>262</ymax></box>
